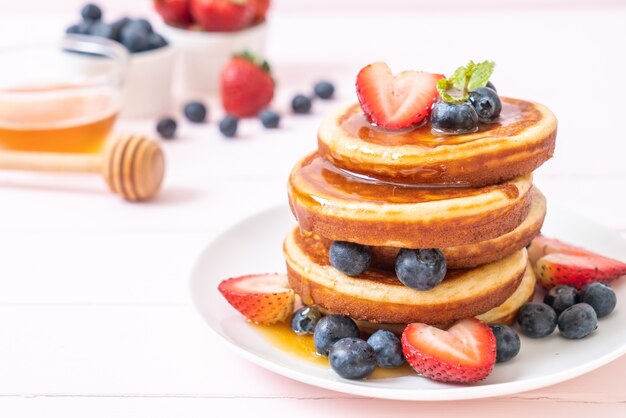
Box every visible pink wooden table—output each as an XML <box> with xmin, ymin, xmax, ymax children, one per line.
<box><xmin>0</xmin><ymin>1</ymin><xmax>624</xmax><ymax>416</ymax></box>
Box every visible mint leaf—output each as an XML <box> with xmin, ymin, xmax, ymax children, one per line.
<box><xmin>437</xmin><ymin>60</ymin><xmax>495</xmax><ymax>104</ymax></box>
<box><xmin>437</xmin><ymin>78</ymin><xmax>468</xmax><ymax>105</ymax></box>
<box><xmin>468</xmin><ymin>61</ymin><xmax>495</xmax><ymax>90</ymax></box>
<box><xmin>450</xmin><ymin>66</ymin><xmax>467</xmax><ymax>91</ymax></box>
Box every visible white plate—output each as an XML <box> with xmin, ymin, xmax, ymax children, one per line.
<box><xmin>190</xmin><ymin>204</ymin><xmax>626</xmax><ymax>400</ymax></box>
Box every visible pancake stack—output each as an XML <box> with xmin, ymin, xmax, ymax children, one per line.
<box><xmin>284</xmin><ymin>97</ymin><xmax>557</xmax><ymax>329</ymax></box>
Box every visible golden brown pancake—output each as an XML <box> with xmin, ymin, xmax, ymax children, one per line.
<box><xmin>350</xmin><ymin>266</ymin><xmax>537</xmax><ymax>335</ymax></box>
<box><xmin>283</xmin><ymin>226</ymin><xmax>528</xmax><ymax>325</ymax></box>
<box><xmin>318</xmin><ymin>98</ymin><xmax>556</xmax><ymax>187</ymax></box>
<box><xmin>368</xmin><ymin>188</ymin><xmax>546</xmax><ymax>269</ymax></box>
<box><xmin>288</xmin><ymin>152</ymin><xmax>533</xmax><ymax>248</ymax></box>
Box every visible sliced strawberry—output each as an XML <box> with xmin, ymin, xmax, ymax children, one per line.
<box><xmin>528</xmin><ymin>235</ymin><xmax>626</xmax><ymax>289</ymax></box>
<box><xmin>356</xmin><ymin>62</ymin><xmax>443</xmax><ymax>130</ymax></box>
<box><xmin>218</xmin><ymin>273</ymin><xmax>294</xmax><ymax>325</ymax></box>
<box><xmin>535</xmin><ymin>253</ymin><xmax>626</xmax><ymax>290</ymax></box>
<box><xmin>401</xmin><ymin>318</ymin><xmax>496</xmax><ymax>384</ymax></box>
<box><xmin>528</xmin><ymin>235</ymin><xmax>591</xmax><ymax>267</ymax></box>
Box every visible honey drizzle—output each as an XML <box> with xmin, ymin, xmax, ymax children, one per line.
<box><xmin>253</xmin><ymin>321</ymin><xmax>415</xmax><ymax>379</ymax></box>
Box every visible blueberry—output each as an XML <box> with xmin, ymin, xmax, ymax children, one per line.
<box><xmin>81</xmin><ymin>4</ymin><xmax>102</xmax><ymax>22</ymax></box>
<box><xmin>329</xmin><ymin>241</ymin><xmax>372</xmax><ymax>276</ymax></box>
<box><xmin>486</xmin><ymin>81</ymin><xmax>497</xmax><ymax>92</ymax></box>
<box><xmin>430</xmin><ymin>101</ymin><xmax>479</xmax><ymax>134</ymax></box>
<box><xmin>489</xmin><ymin>324</ymin><xmax>521</xmax><ymax>363</ymax></box>
<box><xmin>366</xmin><ymin>329</ymin><xmax>405</xmax><ymax>368</ymax></box>
<box><xmin>146</xmin><ymin>33</ymin><xmax>168</xmax><ymax>51</ymax></box>
<box><xmin>313</xmin><ymin>81</ymin><xmax>335</xmax><ymax>100</ymax></box>
<box><xmin>88</xmin><ymin>21</ymin><xmax>114</xmax><ymax>39</ymax></box>
<box><xmin>577</xmin><ymin>283</ymin><xmax>617</xmax><ymax>318</ymax></box>
<box><xmin>290</xmin><ymin>306</ymin><xmax>322</xmax><ymax>335</ymax></box>
<box><xmin>219</xmin><ymin>115</ymin><xmax>238</xmax><ymax>138</ymax></box>
<box><xmin>395</xmin><ymin>248</ymin><xmax>446</xmax><ymax>290</ymax></box>
<box><xmin>516</xmin><ymin>303</ymin><xmax>557</xmax><ymax>338</ymax></box>
<box><xmin>183</xmin><ymin>101</ymin><xmax>207</xmax><ymax>123</ymax></box>
<box><xmin>259</xmin><ymin>109</ymin><xmax>280</xmax><ymax>128</ymax></box>
<box><xmin>291</xmin><ymin>94</ymin><xmax>312</xmax><ymax>114</ymax></box>
<box><xmin>329</xmin><ymin>338</ymin><xmax>377</xmax><ymax>380</ymax></box>
<box><xmin>66</xmin><ymin>22</ymin><xmax>91</xmax><ymax>35</ymax></box>
<box><xmin>120</xmin><ymin>25</ymin><xmax>151</xmax><ymax>53</ymax></box>
<box><xmin>156</xmin><ymin>117</ymin><xmax>177</xmax><ymax>139</ymax></box>
<box><xmin>558</xmin><ymin>303</ymin><xmax>598</xmax><ymax>339</ymax></box>
<box><xmin>313</xmin><ymin>315</ymin><xmax>360</xmax><ymax>356</ymax></box>
<box><xmin>543</xmin><ymin>285</ymin><xmax>577</xmax><ymax>315</ymax></box>
<box><xmin>468</xmin><ymin>87</ymin><xmax>502</xmax><ymax>123</ymax></box>
<box><xmin>109</xmin><ymin>17</ymin><xmax>131</xmax><ymax>42</ymax></box>
<box><xmin>133</xmin><ymin>18</ymin><xmax>153</xmax><ymax>34</ymax></box>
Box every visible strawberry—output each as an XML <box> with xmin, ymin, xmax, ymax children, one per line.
<box><xmin>535</xmin><ymin>253</ymin><xmax>626</xmax><ymax>290</ymax></box>
<box><xmin>528</xmin><ymin>235</ymin><xmax>626</xmax><ymax>289</ymax></box>
<box><xmin>356</xmin><ymin>62</ymin><xmax>443</xmax><ymax>130</ymax></box>
<box><xmin>154</xmin><ymin>0</ymin><xmax>194</xmax><ymax>26</ymax></box>
<box><xmin>401</xmin><ymin>318</ymin><xmax>496</xmax><ymax>384</ymax></box>
<box><xmin>218</xmin><ymin>273</ymin><xmax>295</xmax><ymax>325</ymax></box>
<box><xmin>220</xmin><ymin>53</ymin><xmax>274</xmax><ymax>117</ymax></box>
<box><xmin>251</xmin><ymin>0</ymin><xmax>270</xmax><ymax>22</ymax></box>
<box><xmin>190</xmin><ymin>0</ymin><xmax>255</xmax><ymax>32</ymax></box>
<box><xmin>527</xmin><ymin>235</ymin><xmax>590</xmax><ymax>266</ymax></box>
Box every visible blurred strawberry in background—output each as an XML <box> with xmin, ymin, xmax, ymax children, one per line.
<box><xmin>153</xmin><ymin>0</ymin><xmax>194</xmax><ymax>26</ymax></box>
<box><xmin>190</xmin><ymin>0</ymin><xmax>255</xmax><ymax>31</ymax></box>
<box><xmin>251</xmin><ymin>0</ymin><xmax>270</xmax><ymax>23</ymax></box>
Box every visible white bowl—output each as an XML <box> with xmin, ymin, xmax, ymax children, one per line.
<box><xmin>162</xmin><ymin>22</ymin><xmax>268</xmax><ymax>95</ymax></box>
<box><xmin>122</xmin><ymin>44</ymin><xmax>176</xmax><ymax>118</ymax></box>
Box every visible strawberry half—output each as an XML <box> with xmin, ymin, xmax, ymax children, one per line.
<box><xmin>356</xmin><ymin>62</ymin><xmax>443</xmax><ymax>130</ymax></box>
<box><xmin>401</xmin><ymin>318</ymin><xmax>496</xmax><ymax>384</ymax></box>
<box><xmin>528</xmin><ymin>235</ymin><xmax>626</xmax><ymax>289</ymax></box>
<box><xmin>218</xmin><ymin>273</ymin><xmax>294</xmax><ymax>325</ymax></box>
<box><xmin>535</xmin><ymin>253</ymin><xmax>626</xmax><ymax>290</ymax></box>
<box><xmin>528</xmin><ymin>235</ymin><xmax>590</xmax><ymax>266</ymax></box>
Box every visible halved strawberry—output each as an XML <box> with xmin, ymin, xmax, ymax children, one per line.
<box><xmin>401</xmin><ymin>318</ymin><xmax>496</xmax><ymax>384</ymax></box>
<box><xmin>356</xmin><ymin>62</ymin><xmax>443</xmax><ymax>130</ymax></box>
<box><xmin>218</xmin><ymin>273</ymin><xmax>294</xmax><ymax>325</ymax></box>
<box><xmin>535</xmin><ymin>253</ymin><xmax>626</xmax><ymax>290</ymax></box>
<box><xmin>528</xmin><ymin>235</ymin><xmax>590</xmax><ymax>266</ymax></box>
<box><xmin>528</xmin><ymin>235</ymin><xmax>626</xmax><ymax>289</ymax></box>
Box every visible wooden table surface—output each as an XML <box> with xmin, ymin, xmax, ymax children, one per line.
<box><xmin>0</xmin><ymin>1</ymin><xmax>625</xmax><ymax>416</ymax></box>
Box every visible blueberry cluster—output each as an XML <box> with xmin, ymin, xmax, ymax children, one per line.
<box><xmin>516</xmin><ymin>283</ymin><xmax>616</xmax><ymax>340</ymax></box>
<box><xmin>66</xmin><ymin>4</ymin><xmax>168</xmax><ymax>54</ymax></box>
<box><xmin>431</xmin><ymin>81</ymin><xmax>501</xmax><ymax>134</ymax></box>
<box><xmin>329</xmin><ymin>241</ymin><xmax>447</xmax><ymax>291</ymax></box>
<box><xmin>290</xmin><ymin>309</ymin><xmax>405</xmax><ymax>380</ymax></box>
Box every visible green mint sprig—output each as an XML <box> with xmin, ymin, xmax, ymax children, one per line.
<box><xmin>436</xmin><ymin>60</ymin><xmax>495</xmax><ymax>104</ymax></box>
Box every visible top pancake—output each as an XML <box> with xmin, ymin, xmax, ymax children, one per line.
<box><xmin>318</xmin><ymin>98</ymin><xmax>557</xmax><ymax>186</ymax></box>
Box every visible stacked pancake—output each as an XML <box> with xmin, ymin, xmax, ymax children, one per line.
<box><xmin>284</xmin><ymin>97</ymin><xmax>557</xmax><ymax>330</ymax></box>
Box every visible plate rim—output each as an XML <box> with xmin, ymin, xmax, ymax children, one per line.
<box><xmin>190</xmin><ymin>204</ymin><xmax>626</xmax><ymax>401</ymax></box>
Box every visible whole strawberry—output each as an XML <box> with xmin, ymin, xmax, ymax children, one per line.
<box><xmin>251</xmin><ymin>0</ymin><xmax>270</xmax><ymax>22</ymax></box>
<box><xmin>190</xmin><ymin>0</ymin><xmax>255</xmax><ymax>32</ymax></box>
<box><xmin>154</xmin><ymin>0</ymin><xmax>193</xmax><ymax>26</ymax></box>
<box><xmin>221</xmin><ymin>52</ymin><xmax>274</xmax><ymax>117</ymax></box>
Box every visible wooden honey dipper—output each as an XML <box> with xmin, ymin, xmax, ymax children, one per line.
<box><xmin>0</xmin><ymin>134</ymin><xmax>165</xmax><ymax>202</ymax></box>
